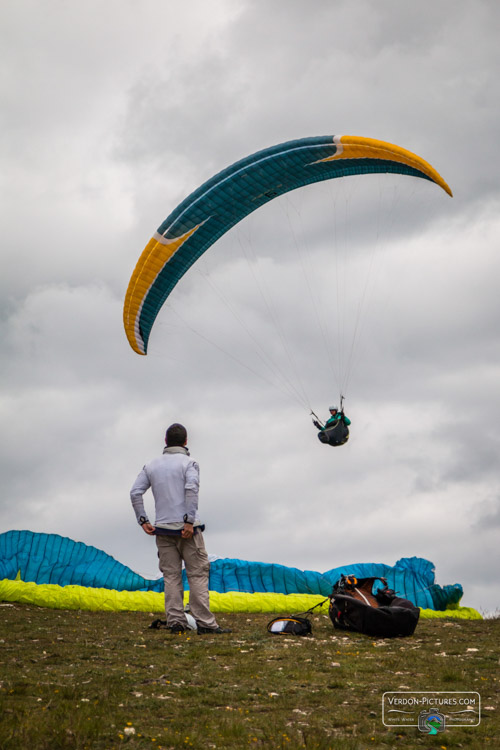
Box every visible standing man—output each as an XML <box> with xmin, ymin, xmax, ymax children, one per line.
<box><xmin>130</xmin><ymin>423</ymin><xmax>229</xmax><ymax>634</ymax></box>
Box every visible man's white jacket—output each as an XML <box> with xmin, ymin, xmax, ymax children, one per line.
<box><xmin>130</xmin><ymin>446</ymin><xmax>200</xmax><ymax>527</ymax></box>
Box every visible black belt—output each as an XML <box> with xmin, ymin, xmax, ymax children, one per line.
<box><xmin>153</xmin><ymin>524</ymin><xmax>205</xmax><ymax>536</ymax></box>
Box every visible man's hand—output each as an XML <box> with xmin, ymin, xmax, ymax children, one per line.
<box><xmin>181</xmin><ymin>522</ymin><xmax>194</xmax><ymax>539</ymax></box>
<box><xmin>141</xmin><ymin>522</ymin><xmax>155</xmax><ymax>536</ymax></box>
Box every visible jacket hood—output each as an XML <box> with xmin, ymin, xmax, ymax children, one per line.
<box><xmin>163</xmin><ymin>446</ymin><xmax>190</xmax><ymax>456</ymax></box>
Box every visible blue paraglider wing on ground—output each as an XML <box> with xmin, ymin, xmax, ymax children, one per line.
<box><xmin>0</xmin><ymin>530</ymin><xmax>462</xmax><ymax>610</ymax></box>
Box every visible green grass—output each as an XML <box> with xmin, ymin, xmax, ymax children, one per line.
<box><xmin>0</xmin><ymin>604</ymin><xmax>498</xmax><ymax>749</ymax></box>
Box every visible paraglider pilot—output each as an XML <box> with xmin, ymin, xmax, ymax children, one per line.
<box><xmin>313</xmin><ymin>406</ymin><xmax>351</xmax><ymax>432</ymax></box>
<box><xmin>313</xmin><ymin>405</ymin><xmax>351</xmax><ymax>446</ymax></box>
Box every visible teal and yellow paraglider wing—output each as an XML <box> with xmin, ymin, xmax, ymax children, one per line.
<box><xmin>123</xmin><ymin>135</ymin><xmax>452</xmax><ymax>355</ymax></box>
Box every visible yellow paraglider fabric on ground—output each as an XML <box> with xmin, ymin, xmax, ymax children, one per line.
<box><xmin>0</xmin><ymin>578</ymin><xmax>481</xmax><ymax>619</ymax></box>
<box><xmin>418</xmin><ymin>605</ymin><xmax>483</xmax><ymax>620</ymax></box>
<box><xmin>0</xmin><ymin>578</ymin><xmax>164</xmax><ymax>612</ymax></box>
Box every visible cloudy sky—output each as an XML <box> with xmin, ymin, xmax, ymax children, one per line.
<box><xmin>1</xmin><ymin>0</ymin><xmax>499</xmax><ymax>613</ymax></box>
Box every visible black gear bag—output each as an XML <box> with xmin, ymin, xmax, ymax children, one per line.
<box><xmin>329</xmin><ymin>575</ymin><xmax>420</xmax><ymax>638</ymax></box>
<box><xmin>267</xmin><ymin>615</ymin><xmax>312</xmax><ymax>636</ymax></box>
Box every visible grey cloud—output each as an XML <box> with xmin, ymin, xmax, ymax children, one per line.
<box><xmin>473</xmin><ymin>497</ymin><xmax>500</xmax><ymax>531</ymax></box>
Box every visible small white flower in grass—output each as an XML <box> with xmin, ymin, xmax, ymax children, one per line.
<box><xmin>466</xmin><ymin>648</ymin><xmax>479</xmax><ymax>652</ymax></box>
<box><xmin>269</xmin><ymin>692</ymin><xmax>279</xmax><ymax>697</ymax></box>
<box><xmin>124</xmin><ymin>727</ymin><xmax>136</xmax><ymax>736</ymax></box>
<box><xmin>330</xmin><ymin>662</ymin><xmax>341</xmax><ymax>668</ymax></box>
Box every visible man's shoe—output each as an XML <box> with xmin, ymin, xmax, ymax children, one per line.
<box><xmin>197</xmin><ymin>626</ymin><xmax>232</xmax><ymax>634</ymax></box>
<box><xmin>169</xmin><ymin>623</ymin><xmax>186</xmax><ymax>634</ymax></box>
<box><xmin>149</xmin><ymin>618</ymin><xmax>167</xmax><ymax>629</ymax></box>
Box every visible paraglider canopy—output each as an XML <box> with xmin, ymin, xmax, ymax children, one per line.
<box><xmin>123</xmin><ymin>134</ymin><xmax>452</xmax><ymax>357</ymax></box>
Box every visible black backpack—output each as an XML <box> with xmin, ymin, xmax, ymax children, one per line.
<box><xmin>329</xmin><ymin>574</ymin><xmax>420</xmax><ymax>638</ymax></box>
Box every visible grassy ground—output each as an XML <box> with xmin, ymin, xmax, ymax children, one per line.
<box><xmin>0</xmin><ymin>604</ymin><xmax>498</xmax><ymax>749</ymax></box>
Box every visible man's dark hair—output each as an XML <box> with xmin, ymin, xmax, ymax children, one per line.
<box><xmin>166</xmin><ymin>423</ymin><xmax>187</xmax><ymax>447</ymax></box>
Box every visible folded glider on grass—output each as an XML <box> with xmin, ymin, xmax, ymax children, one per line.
<box><xmin>1</xmin><ymin>531</ymin><xmax>472</xmax><ymax>616</ymax></box>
